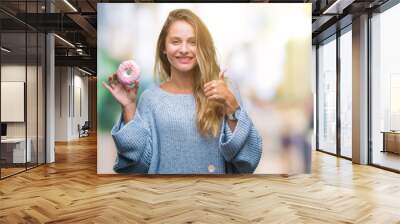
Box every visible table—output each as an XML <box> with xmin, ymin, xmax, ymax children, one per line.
<box><xmin>1</xmin><ymin>138</ymin><xmax>31</xmax><ymax>163</ymax></box>
<box><xmin>381</xmin><ymin>131</ymin><xmax>400</xmax><ymax>154</ymax></box>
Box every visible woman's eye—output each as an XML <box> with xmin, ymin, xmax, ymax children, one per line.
<box><xmin>172</xmin><ymin>41</ymin><xmax>180</xmax><ymax>45</ymax></box>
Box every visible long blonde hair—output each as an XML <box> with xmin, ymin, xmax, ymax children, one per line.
<box><xmin>154</xmin><ymin>9</ymin><xmax>224</xmax><ymax>137</ymax></box>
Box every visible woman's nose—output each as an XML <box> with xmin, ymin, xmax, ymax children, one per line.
<box><xmin>179</xmin><ymin>43</ymin><xmax>189</xmax><ymax>53</ymax></box>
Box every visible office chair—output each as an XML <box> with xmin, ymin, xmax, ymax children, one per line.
<box><xmin>79</xmin><ymin>121</ymin><xmax>90</xmax><ymax>138</ymax></box>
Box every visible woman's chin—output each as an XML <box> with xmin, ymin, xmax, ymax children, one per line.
<box><xmin>175</xmin><ymin>65</ymin><xmax>196</xmax><ymax>73</ymax></box>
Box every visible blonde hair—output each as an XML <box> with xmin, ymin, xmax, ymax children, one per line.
<box><xmin>154</xmin><ymin>9</ymin><xmax>224</xmax><ymax>137</ymax></box>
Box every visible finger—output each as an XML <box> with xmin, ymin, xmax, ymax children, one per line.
<box><xmin>204</xmin><ymin>86</ymin><xmax>218</xmax><ymax>97</ymax></box>
<box><xmin>125</xmin><ymin>80</ymin><xmax>139</xmax><ymax>93</ymax></box>
<box><xmin>102</xmin><ymin>82</ymin><xmax>113</xmax><ymax>93</ymax></box>
<box><xmin>111</xmin><ymin>73</ymin><xmax>120</xmax><ymax>85</ymax></box>
<box><xmin>133</xmin><ymin>80</ymin><xmax>139</xmax><ymax>91</ymax></box>
<box><xmin>207</xmin><ymin>82</ymin><xmax>221</xmax><ymax>92</ymax></box>
<box><xmin>204</xmin><ymin>80</ymin><xmax>218</xmax><ymax>91</ymax></box>
<box><xmin>133</xmin><ymin>84</ymin><xmax>139</xmax><ymax>95</ymax></box>
<box><xmin>108</xmin><ymin>74</ymin><xmax>117</xmax><ymax>86</ymax></box>
<box><xmin>206</xmin><ymin>89</ymin><xmax>219</xmax><ymax>99</ymax></box>
<box><xmin>207</xmin><ymin>93</ymin><xmax>224</xmax><ymax>102</ymax></box>
<box><xmin>203</xmin><ymin>85</ymin><xmax>215</xmax><ymax>95</ymax></box>
<box><xmin>204</xmin><ymin>81</ymin><xmax>214</xmax><ymax>89</ymax></box>
<box><xmin>110</xmin><ymin>79</ymin><xmax>117</xmax><ymax>89</ymax></box>
<box><xmin>204</xmin><ymin>90</ymin><xmax>213</xmax><ymax>97</ymax></box>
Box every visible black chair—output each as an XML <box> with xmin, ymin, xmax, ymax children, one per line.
<box><xmin>78</xmin><ymin>121</ymin><xmax>90</xmax><ymax>138</ymax></box>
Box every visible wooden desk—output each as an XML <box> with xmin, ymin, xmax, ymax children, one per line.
<box><xmin>381</xmin><ymin>131</ymin><xmax>400</xmax><ymax>154</ymax></box>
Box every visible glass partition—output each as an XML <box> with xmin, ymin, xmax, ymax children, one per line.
<box><xmin>27</xmin><ymin>30</ymin><xmax>38</xmax><ymax>169</ymax></box>
<box><xmin>339</xmin><ymin>28</ymin><xmax>352</xmax><ymax>158</ymax></box>
<box><xmin>0</xmin><ymin>1</ymin><xmax>46</xmax><ymax>179</ymax></box>
<box><xmin>371</xmin><ymin>3</ymin><xmax>400</xmax><ymax>171</ymax></box>
<box><xmin>317</xmin><ymin>36</ymin><xmax>337</xmax><ymax>154</ymax></box>
<box><xmin>1</xmin><ymin>30</ymin><xmax>28</xmax><ymax>177</ymax></box>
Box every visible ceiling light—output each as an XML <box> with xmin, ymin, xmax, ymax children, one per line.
<box><xmin>54</xmin><ymin>34</ymin><xmax>75</xmax><ymax>48</ymax></box>
<box><xmin>78</xmin><ymin>67</ymin><xmax>92</xmax><ymax>76</ymax></box>
<box><xmin>322</xmin><ymin>0</ymin><xmax>355</xmax><ymax>15</ymax></box>
<box><xmin>63</xmin><ymin>0</ymin><xmax>78</xmax><ymax>12</ymax></box>
<box><xmin>1</xmin><ymin>47</ymin><xmax>11</xmax><ymax>53</ymax></box>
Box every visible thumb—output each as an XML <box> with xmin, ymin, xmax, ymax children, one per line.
<box><xmin>219</xmin><ymin>69</ymin><xmax>226</xmax><ymax>80</ymax></box>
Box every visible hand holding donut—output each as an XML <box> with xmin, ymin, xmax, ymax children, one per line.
<box><xmin>103</xmin><ymin>60</ymin><xmax>141</xmax><ymax>109</ymax></box>
<box><xmin>203</xmin><ymin>69</ymin><xmax>239</xmax><ymax>115</ymax></box>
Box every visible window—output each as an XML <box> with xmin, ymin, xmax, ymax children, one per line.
<box><xmin>317</xmin><ymin>36</ymin><xmax>337</xmax><ymax>154</ymax></box>
<box><xmin>371</xmin><ymin>3</ymin><xmax>400</xmax><ymax>171</ymax></box>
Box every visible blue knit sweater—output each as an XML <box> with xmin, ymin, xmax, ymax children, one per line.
<box><xmin>111</xmin><ymin>84</ymin><xmax>262</xmax><ymax>174</ymax></box>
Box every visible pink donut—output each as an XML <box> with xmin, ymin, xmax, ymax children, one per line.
<box><xmin>117</xmin><ymin>60</ymin><xmax>140</xmax><ymax>87</ymax></box>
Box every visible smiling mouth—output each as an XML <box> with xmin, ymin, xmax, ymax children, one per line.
<box><xmin>176</xmin><ymin>56</ymin><xmax>193</xmax><ymax>64</ymax></box>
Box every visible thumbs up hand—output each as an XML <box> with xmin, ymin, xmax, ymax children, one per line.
<box><xmin>203</xmin><ymin>69</ymin><xmax>239</xmax><ymax>115</ymax></box>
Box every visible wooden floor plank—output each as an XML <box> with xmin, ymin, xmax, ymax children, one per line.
<box><xmin>0</xmin><ymin>134</ymin><xmax>399</xmax><ymax>223</ymax></box>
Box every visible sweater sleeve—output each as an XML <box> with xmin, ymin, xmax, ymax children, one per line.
<box><xmin>219</xmin><ymin>81</ymin><xmax>262</xmax><ymax>173</ymax></box>
<box><xmin>111</xmin><ymin>92</ymin><xmax>153</xmax><ymax>174</ymax></box>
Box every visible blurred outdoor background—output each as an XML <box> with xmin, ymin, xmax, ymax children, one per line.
<box><xmin>97</xmin><ymin>3</ymin><xmax>312</xmax><ymax>174</ymax></box>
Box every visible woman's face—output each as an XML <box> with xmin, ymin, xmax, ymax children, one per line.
<box><xmin>164</xmin><ymin>20</ymin><xmax>197</xmax><ymax>74</ymax></box>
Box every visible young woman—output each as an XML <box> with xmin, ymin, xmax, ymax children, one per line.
<box><xmin>103</xmin><ymin>9</ymin><xmax>262</xmax><ymax>174</ymax></box>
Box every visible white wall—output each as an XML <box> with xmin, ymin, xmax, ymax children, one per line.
<box><xmin>54</xmin><ymin>67</ymin><xmax>89</xmax><ymax>141</ymax></box>
<box><xmin>55</xmin><ymin>67</ymin><xmax>69</xmax><ymax>141</ymax></box>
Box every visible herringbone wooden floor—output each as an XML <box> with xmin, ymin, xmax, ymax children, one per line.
<box><xmin>1</xmin><ymin>135</ymin><xmax>400</xmax><ymax>224</ymax></box>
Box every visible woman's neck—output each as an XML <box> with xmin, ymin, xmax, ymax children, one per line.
<box><xmin>168</xmin><ymin>69</ymin><xmax>194</xmax><ymax>93</ymax></box>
